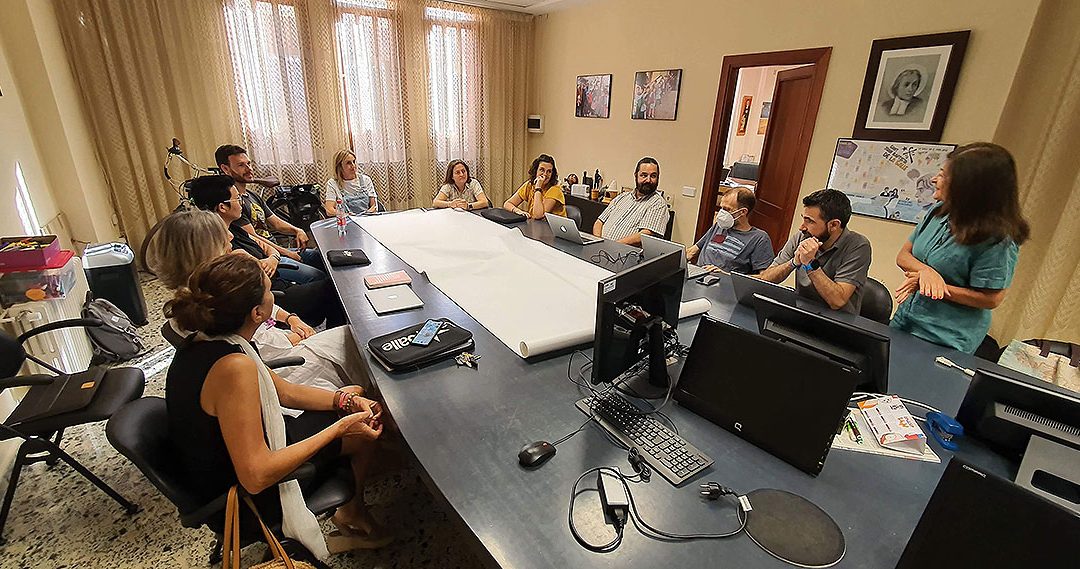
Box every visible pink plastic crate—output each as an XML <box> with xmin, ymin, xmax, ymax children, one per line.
<box><xmin>0</xmin><ymin>235</ymin><xmax>61</xmax><ymax>269</ymax></box>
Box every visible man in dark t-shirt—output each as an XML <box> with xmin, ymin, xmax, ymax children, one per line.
<box><xmin>687</xmin><ymin>187</ymin><xmax>774</xmax><ymax>274</ymax></box>
<box><xmin>215</xmin><ymin>144</ymin><xmax>326</xmax><ymax>282</ymax></box>
<box><xmin>188</xmin><ymin>175</ymin><xmax>343</xmax><ymax>327</ymax></box>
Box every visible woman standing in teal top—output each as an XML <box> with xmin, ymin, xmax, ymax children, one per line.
<box><xmin>890</xmin><ymin>143</ymin><xmax>1030</xmax><ymax>353</ymax></box>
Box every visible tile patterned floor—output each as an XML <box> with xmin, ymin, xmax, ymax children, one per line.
<box><xmin>0</xmin><ymin>274</ymin><xmax>481</xmax><ymax>568</ymax></box>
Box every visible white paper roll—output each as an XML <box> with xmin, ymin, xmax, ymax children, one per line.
<box><xmin>679</xmin><ymin>298</ymin><xmax>713</xmax><ymax>320</ymax></box>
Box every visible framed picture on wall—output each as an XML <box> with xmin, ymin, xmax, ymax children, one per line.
<box><xmin>852</xmin><ymin>31</ymin><xmax>970</xmax><ymax>142</ymax></box>
<box><xmin>827</xmin><ymin>138</ymin><xmax>956</xmax><ymax>224</ymax></box>
<box><xmin>576</xmin><ymin>74</ymin><xmax>612</xmax><ymax>118</ymax></box>
<box><xmin>735</xmin><ymin>95</ymin><xmax>752</xmax><ymax>136</ymax></box>
<box><xmin>631</xmin><ymin>69</ymin><xmax>682</xmax><ymax>120</ymax></box>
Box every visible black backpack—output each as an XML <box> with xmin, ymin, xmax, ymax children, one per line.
<box><xmin>82</xmin><ymin>292</ymin><xmax>145</xmax><ymax>363</ymax></box>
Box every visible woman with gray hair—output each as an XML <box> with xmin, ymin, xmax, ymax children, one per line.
<box><xmin>146</xmin><ymin>209</ymin><xmax>372</xmax><ymax>394</ymax></box>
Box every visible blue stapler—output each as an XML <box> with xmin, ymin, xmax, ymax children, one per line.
<box><xmin>926</xmin><ymin>412</ymin><xmax>963</xmax><ymax>451</ymax></box>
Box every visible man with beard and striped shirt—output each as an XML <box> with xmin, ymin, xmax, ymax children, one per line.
<box><xmin>592</xmin><ymin>157</ymin><xmax>670</xmax><ymax>246</ymax></box>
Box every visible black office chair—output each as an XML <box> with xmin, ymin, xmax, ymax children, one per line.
<box><xmin>107</xmin><ymin>396</ymin><xmax>354</xmax><ymax>566</ymax></box>
<box><xmin>565</xmin><ymin>205</ymin><xmax>583</xmax><ymax>230</ymax></box>
<box><xmin>859</xmin><ymin>278</ymin><xmax>893</xmax><ymax>325</ymax></box>
<box><xmin>0</xmin><ymin>319</ymin><xmax>144</xmax><ymax>544</ymax></box>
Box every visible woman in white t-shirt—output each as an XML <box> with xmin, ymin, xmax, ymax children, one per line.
<box><xmin>146</xmin><ymin>209</ymin><xmax>373</xmax><ymax>395</ymax></box>
<box><xmin>432</xmin><ymin>159</ymin><xmax>488</xmax><ymax>210</ymax></box>
<box><xmin>324</xmin><ymin>149</ymin><xmax>378</xmax><ymax>216</ymax></box>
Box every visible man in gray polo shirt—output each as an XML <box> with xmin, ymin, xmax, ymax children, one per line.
<box><xmin>592</xmin><ymin>157</ymin><xmax>670</xmax><ymax>246</ymax></box>
<box><xmin>756</xmin><ymin>189</ymin><xmax>871</xmax><ymax>314</ymax></box>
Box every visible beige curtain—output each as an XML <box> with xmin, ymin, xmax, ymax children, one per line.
<box><xmin>55</xmin><ymin>0</ymin><xmax>532</xmax><ymax>251</ymax></box>
<box><xmin>54</xmin><ymin>0</ymin><xmax>242</xmax><ymax>252</ymax></box>
<box><xmin>990</xmin><ymin>0</ymin><xmax>1080</xmax><ymax>345</ymax></box>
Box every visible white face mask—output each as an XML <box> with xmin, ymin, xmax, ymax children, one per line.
<box><xmin>713</xmin><ymin>209</ymin><xmax>735</xmax><ymax>231</ymax></box>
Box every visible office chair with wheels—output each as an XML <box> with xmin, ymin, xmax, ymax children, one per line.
<box><xmin>107</xmin><ymin>396</ymin><xmax>354</xmax><ymax>566</ymax></box>
<box><xmin>0</xmin><ymin>319</ymin><xmax>144</xmax><ymax>544</ymax></box>
<box><xmin>859</xmin><ymin>278</ymin><xmax>893</xmax><ymax>325</ymax></box>
<box><xmin>564</xmin><ymin>205</ymin><xmax>584</xmax><ymax>230</ymax></box>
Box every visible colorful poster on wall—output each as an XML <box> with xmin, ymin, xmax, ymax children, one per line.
<box><xmin>736</xmin><ymin>95</ymin><xmax>753</xmax><ymax>136</ymax></box>
<box><xmin>827</xmin><ymin>138</ymin><xmax>955</xmax><ymax>224</ymax></box>
<box><xmin>757</xmin><ymin>102</ymin><xmax>771</xmax><ymax>135</ymax></box>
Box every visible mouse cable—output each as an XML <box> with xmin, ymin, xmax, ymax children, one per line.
<box><xmin>569</xmin><ymin>467</ymin><xmax>745</xmax><ymax>554</ymax></box>
<box><xmin>551</xmin><ymin>415</ymin><xmax>595</xmax><ymax>448</ymax></box>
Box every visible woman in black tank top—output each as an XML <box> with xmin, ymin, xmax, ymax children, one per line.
<box><xmin>164</xmin><ymin>253</ymin><xmax>391</xmax><ymax>550</ymax></box>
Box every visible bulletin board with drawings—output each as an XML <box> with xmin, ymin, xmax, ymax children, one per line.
<box><xmin>826</xmin><ymin>138</ymin><xmax>955</xmax><ymax>224</ymax></box>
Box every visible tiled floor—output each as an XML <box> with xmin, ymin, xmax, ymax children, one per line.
<box><xmin>0</xmin><ymin>274</ymin><xmax>481</xmax><ymax>568</ymax></box>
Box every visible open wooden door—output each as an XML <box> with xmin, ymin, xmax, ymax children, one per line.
<box><xmin>696</xmin><ymin>48</ymin><xmax>830</xmax><ymax>248</ymax></box>
<box><xmin>751</xmin><ymin>65</ymin><xmax>817</xmax><ymax>251</ymax></box>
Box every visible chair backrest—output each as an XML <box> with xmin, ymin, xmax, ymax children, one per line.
<box><xmin>160</xmin><ymin>321</ymin><xmax>186</xmax><ymax>349</ymax></box>
<box><xmin>0</xmin><ymin>331</ymin><xmax>26</xmax><ymax>379</ymax></box>
<box><xmin>565</xmin><ymin>204</ymin><xmax>583</xmax><ymax>230</ymax></box>
<box><xmin>105</xmin><ymin>397</ymin><xmax>208</xmax><ymax>523</ymax></box>
<box><xmin>729</xmin><ymin>161</ymin><xmax>759</xmax><ymax>181</ymax></box>
<box><xmin>860</xmin><ymin>277</ymin><xmax>893</xmax><ymax>325</ymax></box>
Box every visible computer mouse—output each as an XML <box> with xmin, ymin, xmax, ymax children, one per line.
<box><xmin>518</xmin><ymin>441</ymin><xmax>556</xmax><ymax>468</ymax></box>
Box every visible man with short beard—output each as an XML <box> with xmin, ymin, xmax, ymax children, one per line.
<box><xmin>756</xmin><ymin>189</ymin><xmax>872</xmax><ymax>314</ymax></box>
<box><xmin>592</xmin><ymin>157</ymin><xmax>670</xmax><ymax>246</ymax></box>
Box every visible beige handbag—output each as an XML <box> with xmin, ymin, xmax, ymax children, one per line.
<box><xmin>222</xmin><ymin>486</ymin><xmax>317</xmax><ymax>569</ymax></box>
<box><xmin>998</xmin><ymin>339</ymin><xmax>1080</xmax><ymax>393</ymax></box>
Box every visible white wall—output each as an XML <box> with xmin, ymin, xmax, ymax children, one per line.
<box><xmin>0</xmin><ymin>0</ymin><xmax>119</xmax><ymax>248</ymax></box>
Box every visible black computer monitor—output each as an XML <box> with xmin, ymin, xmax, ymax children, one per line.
<box><xmin>957</xmin><ymin>366</ymin><xmax>1080</xmax><ymax>459</ymax></box>
<box><xmin>592</xmin><ymin>249</ymin><xmax>684</xmax><ymax>399</ymax></box>
<box><xmin>896</xmin><ymin>457</ymin><xmax>1079</xmax><ymax>569</ymax></box>
<box><xmin>752</xmin><ymin>293</ymin><xmax>890</xmax><ymax>394</ymax></box>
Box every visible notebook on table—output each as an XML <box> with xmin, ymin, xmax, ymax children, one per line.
<box><xmin>364</xmin><ymin>270</ymin><xmax>412</xmax><ymax>289</ymax></box>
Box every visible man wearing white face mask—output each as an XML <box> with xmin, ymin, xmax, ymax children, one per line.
<box><xmin>686</xmin><ymin>188</ymin><xmax>774</xmax><ymax>274</ymax></box>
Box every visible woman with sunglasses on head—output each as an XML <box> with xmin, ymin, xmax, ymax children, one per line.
<box><xmin>891</xmin><ymin>143</ymin><xmax>1030</xmax><ymax>353</ymax></box>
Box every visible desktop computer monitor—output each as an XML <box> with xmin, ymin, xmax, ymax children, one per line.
<box><xmin>896</xmin><ymin>457</ymin><xmax>1079</xmax><ymax>569</ymax></box>
<box><xmin>592</xmin><ymin>249</ymin><xmax>684</xmax><ymax>399</ymax></box>
<box><xmin>752</xmin><ymin>293</ymin><xmax>890</xmax><ymax>394</ymax></box>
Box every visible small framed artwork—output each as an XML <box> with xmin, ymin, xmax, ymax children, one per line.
<box><xmin>576</xmin><ymin>74</ymin><xmax>612</xmax><ymax>118</ymax></box>
<box><xmin>736</xmin><ymin>95</ymin><xmax>753</xmax><ymax>136</ymax></box>
<box><xmin>632</xmin><ymin>69</ymin><xmax>682</xmax><ymax>120</ymax></box>
<box><xmin>853</xmin><ymin>30</ymin><xmax>970</xmax><ymax>142</ymax></box>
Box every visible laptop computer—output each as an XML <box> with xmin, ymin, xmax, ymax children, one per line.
<box><xmin>640</xmin><ymin>234</ymin><xmax>708</xmax><ymax>279</ymax></box>
<box><xmin>545</xmin><ymin>213</ymin><xmax>602</xmax><ymax>245</ymax></box>
<box><xmin>674</xmin><ymin>316</ymin><xmax>859</xmax><ymax>476</ymax></box>
<box><xmin>365</xmin><ymin>284</ymin><xmax>424</xmax><ymax>315</ymax></box>
<box><xmin>731</xmin><ymin>270</ymin><xmax>799</xmax><ymax>307</ymax></box>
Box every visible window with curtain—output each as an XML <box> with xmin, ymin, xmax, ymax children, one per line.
<box><xmin>425</xmin><ymin>6</ymin><xmax>479</xmax><ymax>166</ymax></box>
<box><xmin>335</xmin><ymin>0</ymin><xmax>406</xmax><ymax>165</ymax></box>
<box><xmin>223</xmin><ymin>0</ymin><xmax>316</xmax><ymax>178</ymax></box>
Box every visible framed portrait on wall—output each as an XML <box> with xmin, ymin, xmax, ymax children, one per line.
<box><xmin>852</xmin><ymin>31</ymin><xmax>970</xmax><ymax>142</ymax></box>
<box><xmin>631</xmin><ymin>69</ymin><xmax>683</xmax><ymax>120</ymax></box>
<box><xmin>576</xmin><ymin>74</ymin><xmax>612</xmax><ymax>118</ymax></box>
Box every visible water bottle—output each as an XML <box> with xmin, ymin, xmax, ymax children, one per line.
<box><xmin>336</xmin><ymin>198</ymin><xmax>348</xmax><ymax>236</ymax></box>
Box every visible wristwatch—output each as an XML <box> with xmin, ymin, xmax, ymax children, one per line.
<box><xmin>806</xmin><ymin>258</ymin><xmax>822</xmax><ymax>272</ymax></box>
<box><xmin>467</xmin><ymin>202</ymin><xmax>473</xmax><ymax>210</ymax></box>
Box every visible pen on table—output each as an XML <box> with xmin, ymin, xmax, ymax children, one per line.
<box><xmin>847</xmin><ymin>416</ymin><xmax>864</xmax><ymax>444</ymax></box>
<box><xmin>844</xmin><ymin>417</ymin><xmax>857</xmax><ymax>442</ymax></box>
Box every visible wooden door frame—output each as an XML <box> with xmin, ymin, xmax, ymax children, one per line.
<box><xmin>696</xmin><ymin>47</ymin><xmax>832</xmax><ymax>241</ymax></box>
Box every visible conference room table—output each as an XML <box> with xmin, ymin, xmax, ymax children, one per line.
<box><xmin>312</xmin><ymin>212</ymin><xmax>1010</xmax><ymax>569</ymax></box>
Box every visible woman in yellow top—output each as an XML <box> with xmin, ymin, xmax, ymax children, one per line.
<box><xmin>502</xmin><ymin>154</ymin><xmax>567</xmax><ymax>219</ymax></box>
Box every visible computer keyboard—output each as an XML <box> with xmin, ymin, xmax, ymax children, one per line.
<box><xmin>576</xmin><ymin>391</ymin><xmax>713</xmax><ymax>486</ymax></box>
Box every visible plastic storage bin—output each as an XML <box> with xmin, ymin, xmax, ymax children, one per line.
<box><xmin>0</xmin><ymin>250</ymin><xmax>77</xmax><ymax>307</ymax></box>
<box><xmin>83</xmin><ymin>242</ymin><xmax>148</xmax><ymax>326</ymax></box>
<box><xmin>0</xmin><ymin>235</ymin><xmax>61</xmax><ymax>269</ymax></box>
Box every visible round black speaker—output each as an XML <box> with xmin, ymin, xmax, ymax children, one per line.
<box><xmin>744</xmin><ymin>488</ymin><xmax>845</xmax><ymax>568</ymax></box>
